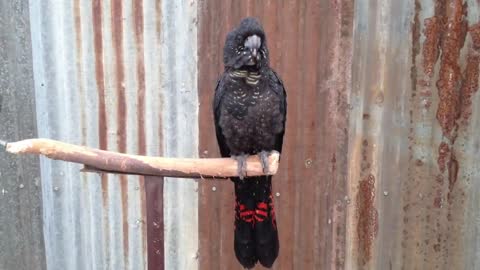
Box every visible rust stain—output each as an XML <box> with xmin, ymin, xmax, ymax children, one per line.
<box><xmin>362</xmin><ymin>139</ymin><xmax>368</xmax><ymax>147</ymax></box>
<box><xmin>155</xmin><ymin>0</ymin><xmax>162</xmax><ymax>43</ymax></box>
<box><xmin>154</xmin><ymin>0</ymin><xmax>164</xmax><ymax>156</ymax></box>
<box><xmin>92</xmin><ymin>0</ymin><xmax>111</xmax><ymax>259</ymax></box>
<box><xmin>332</xmin><ymin>2</ymin><xmax>353</xmax><ymax>269</ymax></box>
<box><xmin>92</xmin><ymin>0</ymin><xmax>109</xmax><ymax>192</ymax></box>
<box><xmin>92</xmin><ymin>0</ymin><xmax>106</xmax><ymax>151</ymax></box>
<box><xmin>419</xmin><ymin>89</ymin><xmax>432</xmax><ymax>97</ymax></box>
<box><xmin>459</xmin><ymin>24</ymin><xmax>480</xmax><ymax>122</ymax></box>
<box><xmin>432</xmin><ymin>4</ymin><xmax>480</xmax><ymax>209</ymax></box>
<box><xmin>133</xmin><ymin>0</ymin><xmax>146</xmax><ymax>156</ymax></box>
<box><xmin>433</xmin><ymin>196</ymin><xmax>442</xmax><ymax>208</ymax></box>
<box><xmin>459</xmin><ymin>54</ymin><xmax>479</xmax><ymax>121</ymax></box>
<box><xmin>436</xmin><ymin>175</ymin><xmax>444</xmax><ymax>184</ymax></box>
<box><xmin>408</xmin><ymin>2</ymin><xmax>421</xmax><ymax>220</ymax></box>
<box><xmin>145</xmin><ymin>177</ymin><xmax>165</xmax><ymax>270</ymax></box>
<box><xmin>415</xmin><ymin>159</ymin><xmax>424</xmax><ymax>166</ymax></box>
<box><xmin>433</xmin><ymin>187</ymin><xmax>444</xmax><ymax>209</ymax></box>
<box><xmin>422</xmin><ymin>16</ymin><xmax>441</xmax><ymax>78</ymax></box>
<box><xmin>138</xmin><ymin>177</ymin><xmax>148</xmax><ymax>266</ymax></box>
<box><xmin>120</xmin><ymin>178</ymin><xmax>129</xmax><ymax>265</ymax></box>
<box><xmin>470</xmin><ymin>23</ymin><xmax>480</xmax><ymax>48</ymax></box>
<box><xmin>437</xmin><ymin>142</ymin><xmax>450</xmax><ymax>173</ymax></box>
<box><xmin>419</xmin><ymin>3</ymin><xmax>479</xmax><ymax>267</ymax></box>
<box><xmin>357</xmin><ymin>174</ymin><xmax>378</xmax><ymax>266</ymax></box>
<box><xmin>111</xmin><ymin>0</ymin><xmax>129</xmax><ymax>263</ymax></box>
<box><xmin>361</xmin><ymin>139</ymin><xmax>370</xmax><ymax>173</ymax></box>
<box><xmin>73</xmin><ymin>0</ymin><xmax>86</xmax><ymax>145</ymax></box>
<box><xmin>111</xmin><ymin>0</ymin><xmax>127</xmax><ymax>154</ymax></box>
<box><xmin>132</xmin><ymin>0</ymin><xmax>149</xmax><ymax>266</ymax></box>
<box><xmin>424</xmin><ymin>99</ymin><xmax>432</xmax><ymax>110</ymax></box>
<box><xmin>447</xmin><ymin>152</ymin><xmax>459</xmax><ymax>202</ymax></box>
<box><xmin>410</xmin><ymin>0</ymin><xmax>421</xmax><ymax>114</ymax></box>
<box><xmin>435</xmin><ymin>0</ymin><xmax>467</xmax><ymax>139</ymax></box>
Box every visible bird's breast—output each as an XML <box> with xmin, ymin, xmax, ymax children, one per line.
<box><xmin>218</xmin><ymin>79</ymin><xmax>284</xmax><ymax>153</ymax></box>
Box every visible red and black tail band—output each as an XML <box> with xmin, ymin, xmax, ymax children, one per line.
<box><xmin>232</xmin><ymin>176</ymin><xmax>279</xmax><ymax>269</ymax></box>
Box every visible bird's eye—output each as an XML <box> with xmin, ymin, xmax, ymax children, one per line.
<box><xmin>259</xmin><ymin>48</ymin><xmax>266</xmax><ymax>57</ymax></box>
<box><xmin>236</xmin><ymin>46</ymin><xmax>244</xmax><ymax>55</ymax></box>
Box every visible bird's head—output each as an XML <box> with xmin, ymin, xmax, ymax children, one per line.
<box><xmin>223</xmin><ymin>17</ymin><xmax>269</xmax><ymax>71</ymax></box>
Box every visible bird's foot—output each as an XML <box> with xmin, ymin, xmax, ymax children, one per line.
<box><xmin>233</xmin><ymin>154</ymin><xmax>249</xmax><ymax>180</ymax></box>
<box><xmin>259</xmin><ymin>151</ymin><xmax>270</xmax><ymax>174</ymax></box>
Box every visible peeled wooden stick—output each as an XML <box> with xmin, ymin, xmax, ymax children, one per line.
<box><xmin>3</xmin><ymin>138</ymin><xmax>279</xmax><ymax>179</ymax></box>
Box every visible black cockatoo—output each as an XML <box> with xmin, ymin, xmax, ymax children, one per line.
<box><xmin>213</xmin><ymin>17</ymin><xmax>287</xmax><ymax>268</ymax></box>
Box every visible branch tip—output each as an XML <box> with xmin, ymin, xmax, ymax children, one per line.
<box><xmin>0</xmin><ymin>139</ymin><xmax>7</xmax><ymax>148</ymax></box>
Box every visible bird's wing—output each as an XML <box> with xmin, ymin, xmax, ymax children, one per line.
<box><xmin>213</xmin><ymin>74</ymin><xmax>231</xmax><ymax>157</ymax></box>
<box><xmin>269</xmin><ymin>69</ymin><xmax>287</xmax><ymax>153</ymax></box>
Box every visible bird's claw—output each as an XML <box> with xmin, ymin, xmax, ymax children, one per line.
<box><xmin>259</xmin><ymin>151</ymin><xmax>270</xmax><ymax>174</ymax></box>
<box><xmin>233</xmin><ymin>154</ymin><xmax>248</xmax><ymax>180</ymax></box>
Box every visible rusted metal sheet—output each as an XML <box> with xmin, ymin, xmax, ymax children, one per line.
<box><xmin>198</xmin><ymin>1</ymin><xmax>353</xmax><ymax>269</ymax></box>
<box><xmin>348</xmin><ymin>0</ymin><xmax>479</xmax><ymax>269</ymax></box>
<box><xmin>27</xmin><ymin>0</ymin><xmax>200</xmax><ymax>269</ymax></box>
<box><xmin>347</xmin><ymin>0</ymin><xmax>480</xmax><ymax>269</ymax></box>
<box><xmin>198</xmin><ymin>0</ymin><xmax>480</xmax><ymax>270</ymax></box>
<box><xmin>397</xmin><ymin>0</ymin><xmax>479</xmax><ymax>269</ymax></box>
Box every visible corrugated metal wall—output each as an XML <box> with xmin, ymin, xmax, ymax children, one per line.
<box><xmin>29</xmin><ymin>0</ymin><xmax>197</xmax><ymax>269</ymax></box>
<box><xmin>1</xmin><ymin>0</ymin><xmax>479</xmax><ymax>269</ymax></box>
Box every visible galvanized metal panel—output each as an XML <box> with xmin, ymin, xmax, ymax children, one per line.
<box><xmin>30</xmin><ymin>0</ymin><xmax>145</xmax><ymax>268</ymax></box>
<box><xmin>0</xmin><ymin>1</ymin><xmax>46</xmax><ymax>269</ymax></box>
<box><xmin>28</xmin><ymin>0</ymin><xmax>198</xmax><ymax>269</ymax></box>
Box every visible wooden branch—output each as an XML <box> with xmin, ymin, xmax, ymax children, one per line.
<box><xmin>3</xmin><ymin>139</ymin><xmax>279</xmax><ymax>179</ymax></box>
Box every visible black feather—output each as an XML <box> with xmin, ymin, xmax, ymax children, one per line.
<box><xmin>213</xmin><ymin>17</ymin><xmax>287</xmax><ymax>269</ymax></box>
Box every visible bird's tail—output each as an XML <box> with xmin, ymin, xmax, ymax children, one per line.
<box><xmin>233</xmin><ymin>176</ymin><xmax>279</xmax><ymax>269</ymax></box>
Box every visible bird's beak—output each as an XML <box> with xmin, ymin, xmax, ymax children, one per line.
<box><xmin>244</xmin><ymin>34</ymin><xmax>261</xmax><ymax>56</ymax></box>
<box><xmin>251</xmin><ymin>48</ymin><xmax>258</xmax><ymax>58</ymax></box>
